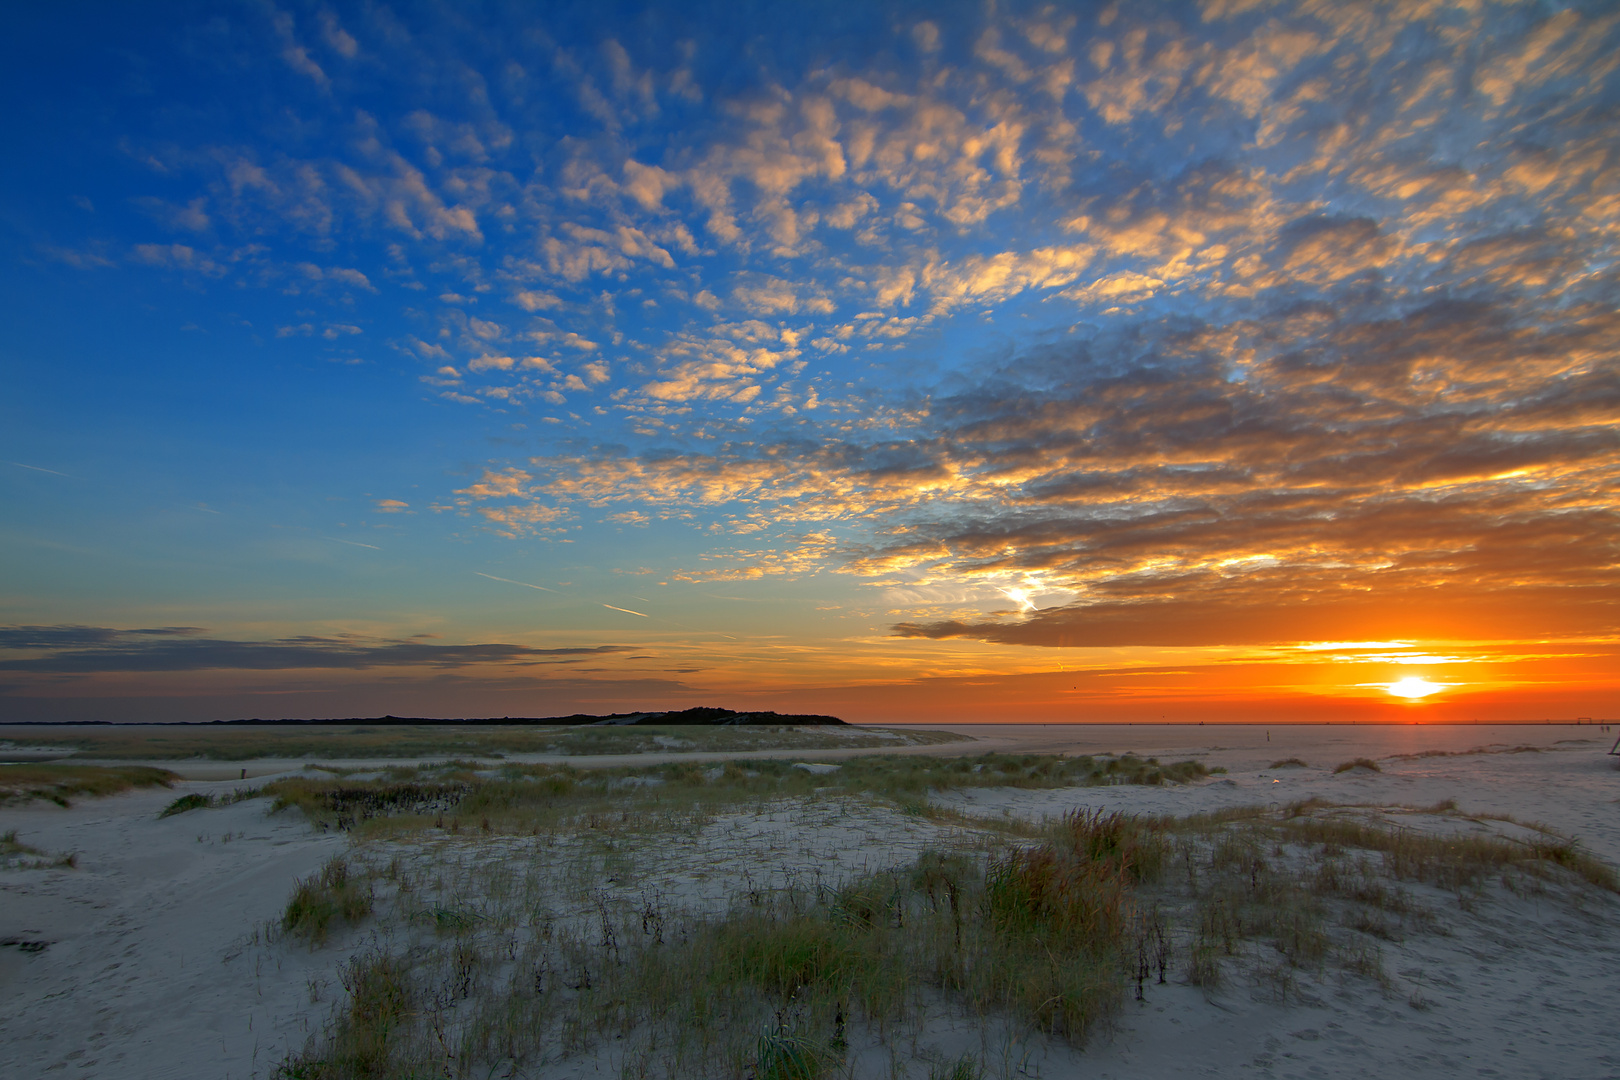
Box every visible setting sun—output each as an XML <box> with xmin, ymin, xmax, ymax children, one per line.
<box><xmin>1388</xmin><ymin>676</ymin><xmax>1443</xmax><ymax>700</ymax></box>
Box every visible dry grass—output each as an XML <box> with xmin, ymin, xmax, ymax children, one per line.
<box><xmin>1</xmin><ymin>829</ymin><xmax>77</xmax><ymax>870</ymax></box>
<box><xmin>1141</xmin><ymin>798</ymin><xmax>1618</xmax><ymax>1006</ymax></box>
<box><xmin>269</xmin><ymin>761</ymin><xmax>1620</xmax><ymax>1079</ymax></box>
<box><xmin>1332</xmin><ymin>758</ymin><xmax>1382</xmax><ymax>774</ymax></box>
<box><xmin>262</xmin><ymin>752</ymin><xmax>1216</xmax><ymax>836</ymax></box>
<box><xmin>277</xmin><ymin>809</ymin><xmax>1146</xmax><ymax>1078</ymax></box>
<box><xmin>0</xmin><ymin>723</ymin><xmax>966</xmax><ymax>762</ymax></box>
<box><xmin>282</xmin><ymin>858</ymin><xmax>375</xmax><ymax>945</ymax></box>
<box><xmin>0</xmin><ymin>763</ymin><xmax>178</xmax><ymax>806</ymax></box>
<box><xmin>158</xmin><ymin>785</ymin><xmax>263</xmax><ymax>817</ymax></box>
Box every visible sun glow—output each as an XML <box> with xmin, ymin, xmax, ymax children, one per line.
<box><xmin>997</xmin><ymin>587</ymin><xmax>1037</xmax><ymax>613</ymax></box>
<box><xmin>1387</xmin><ymin>676</ymin><xmax>1443</xmax><ymax>699</ymax></box>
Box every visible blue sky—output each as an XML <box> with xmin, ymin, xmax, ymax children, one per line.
<box><xmin>3</xmin><ymin>0</ymin><xmax>1617</xmax><ymax>723</ymax></box>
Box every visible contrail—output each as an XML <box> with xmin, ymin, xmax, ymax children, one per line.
<box><xmin>603</xmin><ymin>604</ymin><xmax>649</xmax><ymax>617</ymax></box>
<box><xmin>4</xmin><ymin>460</ymin><xmax>72</xmax><ymax>477</ymax></box>
<box><xmin>474</xmin><ymin>572</ymin><xmax>555</xmax><ymax>592</ymax></box>
<box><xmin>324</xmin><ymin>536</ymin><xmax>380</xmax><ymax>549</ymax></box>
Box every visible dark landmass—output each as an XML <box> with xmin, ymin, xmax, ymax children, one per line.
<box><xmin>1</xmin><ymin>707</ymin><xmax>847</xmax><ymax>727</ymax></box>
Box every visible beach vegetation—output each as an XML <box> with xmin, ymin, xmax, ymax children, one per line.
<box><xmin>262</xmin><ymin>752</ymin><xmax>1215</xmax><ymax>836</ymax></box>
<box><xmin>282</xmin><ymin>858</ymin><xmax>375</xmax><ymax>944</ymax></box>
<box><xmin>269</xmin><ymin>759</ymin><xmax>1619</xmax><ymax>1078</ymax></box>
<box><xmin>1</xmin><ymin>829</ymin><xmax>78</xmax><ymax>870</ymax></box>
<box><xmin>0</xmin><ymin>722</ymin><xmax>967</xmax><ymax>762</ymax></box>
<box><xmin>1332</xmin><ymin>758</ymin><xmax>1382</xmax><ymax>774</ymax></box>
<box><xmin>159</xmin><ymin>785</ymin><xmax>263</xmax><ymax>817</ymax></box>
<box><xmin>0</xmin><ymin>763</ymin><xmax>178</xmax><ymax>806</ymax></box>
<box><xmin>278</xmin><ymin>813</ymin><xmax>1144</xmax><ymax>1078</ymax></box>
<box><xmin>1269</xmin><ymin>758</ymin><xmax>1309</xmax><ymax>769</ymax></box>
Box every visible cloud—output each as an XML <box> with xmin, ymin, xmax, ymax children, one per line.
<box><xmin>269</xmin><ymin>8</ymin><xmax>330</xmax><ymax>89</ymax></box>
<box><xmin>511</xmin><ymin>289</ymin><xmax>563</xmax><ymax>311</ymax></box>
<box><xmin>0</xmin><ymin>626</ymin><xmax>636</xmax><ymax>673</ymax></box>
<box><xmin>30</xmin><ymin>0</ymin><xmax>1620</xmax><ymax>672</ymax></box>
<box><xmin>132</xmin><ymin>243</ymin><xmax>225</xmax><ymax>276</ymax></box>
<box><xmin>523</xmin><ymin>285</ymin><xmax>1620</xmax><ymax>649</ymax></box>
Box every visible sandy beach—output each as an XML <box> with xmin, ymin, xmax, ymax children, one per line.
<box><xmin>2</xmin><ymin>723</ymin><xmax>1616</xmax><ymax>1079</ymax></box>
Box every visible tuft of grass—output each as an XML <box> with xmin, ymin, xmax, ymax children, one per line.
<box><xmin>281</xmin><ymin>858</ymin><xmax>374</xmax><ymax>944</ymax></box>
<box><xmin>1</xmin><ymin>829</ymin><xmax>77</xmax><ymax>870</ymax></box>
<box><xmin>755</xmin><ymin>1025</ymin><xmax>830</xmax><ymax>1080</ymax></box>
<box><xmin>1333</xmin><ymin>758</ymin><xmax>1382</xmax><ymax>775</ymax></box>
<box><xmin>1055</xmin><ymin>808</ymin><xmax>1167</xmax><ymax>882</ymax></box>
<box><xmin>159</xmin><ymin>786</ymin><xmax>262</xmax><ymax>817</ymax></box>
<box><xmin>0</xmin><ymin>763</ymin><xmax>178</xmax><ymax>806</ymax></box>
<box><xmin>160</xmin><ymin>792</ymin><xmax>214</xmax><ymax>817</ymax></box>
<box><xmin>1269</xmin><ymin>758</ymin><xmax>1310</xmax><ymax>769</ymax></box>
<box><xmin>929</xmin><ymin>1054</ymin><xmax>985</xmax><ymax>1080</ymax></box>
<box><xmin>276</xmin><ymin>951</ymin><xmax>414</xmax><ymax>1079</ymax></box>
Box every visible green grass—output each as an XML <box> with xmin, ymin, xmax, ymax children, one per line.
<box><xmin>0</xmin><ymin>722</ymin><xmax>967</xmax><ymax>762</ymax></box>
<box><xmin>282</xmin><ymin>857</ymin><xmax>375</xmax><ymax>945</ymax></box>
<box><xmin>262</xmin><ymin>752</ymin><xmax>1216</xmax><ymax>835</ymax></box>
<box><xmin>158</xmin><ymin>785</ymin><xmax>263</xmax><ymax>817</ymax></box>
<box><xmin>273</xmin><ymin>791</ymin><xmax>1620</xmax><ymax>1079</ymax></box>
<box><xmin>1</xmin><ymin>828</ymin><xmax>77</xmax><ymax>870</ymax></box>
<box><xmin>0</xmin><ymin>763</ymin><xmax>178</xmax><ymax>806</ymax></box>
<box><xmin>278</xmin><ymin>810</ymin><xmax>1147</xmax><ymax>1078</ymax></box>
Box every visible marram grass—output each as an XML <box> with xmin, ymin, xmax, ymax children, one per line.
<box><xmin>0</xmin><ymin>763</ymin><xmax>178</xmax><ymax>806</ymax></box>
<box><xmin>262</xmin><ymin>751</ymin><xmax>1216</xmax><ymax>835</ymax></box>
<box><xmin>262</xmin><ymin>747</ymin><xmax>1619</xmax><ymax>1078</ymax></box>
<box><xmin>278</xmin><ymin>808</ymin><xmax>1152</xmax><ymax>1079</ymax></box>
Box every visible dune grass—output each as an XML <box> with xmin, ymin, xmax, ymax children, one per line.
<box><xmin>262</xmin><ymin>752</ymin><xmax>1217</xmax><ymax>835</ymax></box>
<box><xmin>158</xmin><ymin>785</ymin><xmax>263</xmax><ymax>817</ymax></box>
<box><xmin>1332</xmin><ymin>758</ymin><xmax>1382</xmax><ymax>774</ymax></box>
<box><xmin>0</xmin><ymin>763</ymin><xmax>178</xmax><ymax>806</ymax></box>
<box><xmin>278</xmin><ymin>810</ymin><xmax>1148</xmax><ymax>1078</ymax></box>
<box><xmin>273</xmin><ymin>777</ymin><xmax>1619</xmax><ymax>1079</ymax></box>
<box><xmin>282</xmin><ymin>857</ymin><xmax>375</xmax><ymax>945</ymax></box>
<box><xmin>267</xmin><ymin>743</ymin><xmax>1619</xmax><ymax>1079</ymax></box>
<box><xmin>0</xmin><ymin>723</ymin><xmax>967</xmax><ymax>762</ymax></box>
<box><xmin>1269</xmin><ymin>758</ymin><xmax>1309</xmax><ymax>769</ymax></box>
<box><xmin>1</xmin><ymin>828</ymin><xmax>78</xmax><ymax>870</ymax></box>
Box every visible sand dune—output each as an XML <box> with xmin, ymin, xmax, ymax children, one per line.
<box><xmin>1</xmin><ymin>724</ymin><xmax>1616</xmax><ymax>1078</ymax></box>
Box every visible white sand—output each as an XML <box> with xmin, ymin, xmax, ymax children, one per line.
<box><xmin>925</xmin><ymin>730</ymin><xmax>1620</xmax><ymax>1080</ymax></box>
<box><xmin>0</xmin><ymin>775</ymin><xmax>348</xmax><ymax>1079</ymax></box>
<box><xmin>2</xmin><ymin>724</ymin><xmax>1617</xmax><ymax>1079</ymax></box>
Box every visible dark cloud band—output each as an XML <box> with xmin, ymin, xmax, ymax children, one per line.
<box><xmin>0</xmin><ymin>628</ymin><xmax>636</xmax><ymax>674</ymax></box>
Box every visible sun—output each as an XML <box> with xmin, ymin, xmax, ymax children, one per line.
<box><xmin>1387</xmin><ymin>676</ymin><xmax>1442</xmax><ymax>700</ymax></box>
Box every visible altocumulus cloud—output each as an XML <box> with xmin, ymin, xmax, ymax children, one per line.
<box><xmin>34</xmin><ymin>0</ymin><xmax>1620</xmax><ymax>664</ymax></box>
<box><xmin>0</xmin><ymin>627</ymin><xmax>636</xmax><ymax>674</ymax></box>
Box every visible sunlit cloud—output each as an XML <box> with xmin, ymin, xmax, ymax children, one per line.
<box><xmin>8</xmin><ymin>0</ymin><xmax>1620</xmax><ymax>720</ymax></box>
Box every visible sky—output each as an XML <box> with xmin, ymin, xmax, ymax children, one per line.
<box><xmin>1</xmin><ymin>0</ymin><xmax>1617</xmax><ymax>725</ymax></box>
